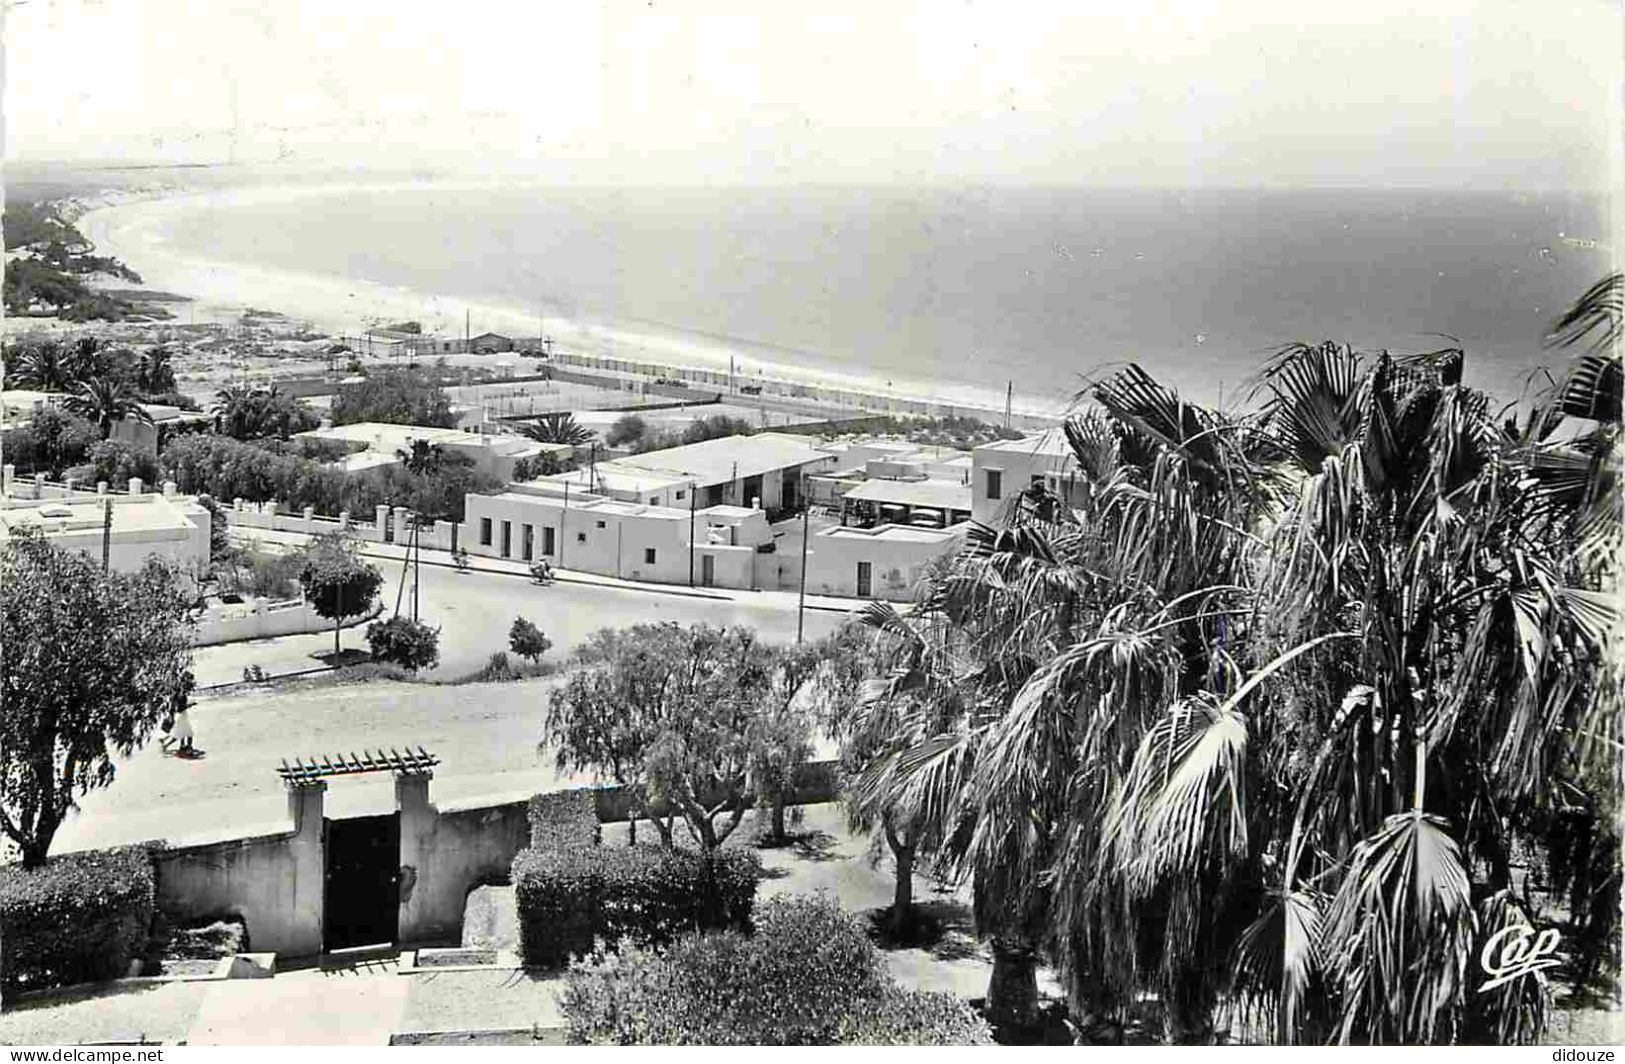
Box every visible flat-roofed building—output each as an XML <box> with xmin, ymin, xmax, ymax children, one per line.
<box><xmin>460</xmin><ymin>482</ymin><xmax>771</xmax><ymax>589</ymax></box>
<box><xmin>608</xmin><ymin>431</ymin><xmax>838</xmax><ymax>510</ymax></box>
<box><xmin>0</xmin><ymin>482</ymin><xmax>211</xmax><ymax>581</ymax></box>
<box><xmin>295</xmin><ymin>422</ymin><xmax>570</xmax><ymax>482</ymax></box>
<box><xmin>970</xmin><ymin>428</ymin><xmax>1077</xmax><ymax>526</ymax></box>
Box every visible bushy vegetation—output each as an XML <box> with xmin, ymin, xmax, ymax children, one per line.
<box><xmin>559</xmin><ymin>895</ymin><xmax>992</xmax><ymax>1045</ymax></box>
<box><xmin>330</xmin><ymin>368</ymin><xmax>457</xmax><ymax>428</ymax></box>
<box><xmin>513</xmin><ymin>844</ymin><xmax>760</xmax><ymax>970</ymax></box>
<box><xmin>213</xmin><ymin>384</ymin><xmax>320</xmax><ymax>441</ymax></box>
<box><xmin>297</xmin><ymin>532</ymin><xmax>384</xmax><ymax>657</ymax></box>
<box><xmin>544</xmin><ymin>624</ymin><xmax>864</xmax><ymax>849</ymax></box>
<box><xmin>364</xmin><ymin>615</ymin><xmax>441</xmax><ymax>672</ymax></box>
<box><xmin>0</xmin><ymin>845</ymin><xmax>156</xmax><ymax>994</ymax></box>
<box><xmin>0</xmin><ymin>407</ymin><xmax>100</xmax><ymax>478</ymax></box>
<box><xmin>2</xmin><ymin>207</ymin><xmax>146</xmax><ymax>319</ymax></box>
<box><xmin>837</xmin><ymin>275</ymin><xmax>1624</xmax><ymax>1042</ymax></box>
<box><xmin>814</xmin><ymin>413</ymin><xmax>1023</xmax><ymax>449</ymax></box>
<box><xmin>618</xmin><ymin>412</ymin><xmax>758</xmax><ymax>455</ymax></box>
<box><xmin>508</xmin><ymin>616</ymin><xmax>552</xmax><ymax>663</ymax></box>
<box><xmin>1</xmin><ymin>532</ymin><xmax>194</xmax><ymax>867</ymax></box>
<box><xmin>159</xmin><ymin>434</ymin><xmax>501</xmax><ymax>523</ymax></box>
<box><xmin>528</xmin><ymin>789</ymin><xmax>603</xmax><ymax>850</ymax></box>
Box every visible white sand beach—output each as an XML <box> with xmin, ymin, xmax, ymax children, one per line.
<box><xmin>74</xmin><ymin>183</ymin><xmax>1070</xmax><ymax>424</ymax></box>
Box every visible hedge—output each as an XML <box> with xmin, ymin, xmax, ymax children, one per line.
<box><xmin>512</xmin><ymin>845</ymin><xmax>759</xmax><ymax>969</ymax></box>
<box><xmin>559</xmin><ymin>895</ymin><xmax>993</xmax><ymax>1045</ymax></box>
<box><xmin>0</xmin><ymin>846</ymin><xmax>156</xmax><ymax>994</ymax></box>
<box><xmin>528</xmin><ymin>789</ymin><xmax>603</xmax><ymax>850</ymax></box>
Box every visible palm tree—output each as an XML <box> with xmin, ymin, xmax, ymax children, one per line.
<box><xmin>213</xmin><ymin>384</ymin><xmax>259</xmax><ymax>440</ymax></box>
<box><xmin>520</xmin><ymin>411</ymin><xmax>593</xmax><ymax>446</ymax></box>
<box><xmin>10</xmin><ymin>340</ymin><xmax>77</xmax><ymax>392</ymax></box>
<box><xmin>395</xmin><ymin>438</ymin><xmax>445</xmax><ymax>476</ymax></box>
<box><xmin>848</xmin><ymin>315</ymin><xmax>1615</xmax><ymax>1044</ymax></box>
<box><xmin>62</xmin><ymin>375</ymin><xmax>152</xmax><ymax>440</ymax></box>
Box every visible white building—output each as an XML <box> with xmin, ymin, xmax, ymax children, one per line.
<box><xmin>460</xmin><ymin>482</ymin><xmax>772</xmax><ymax>590</ymax></box>
<box><xmin>970</xmin><ymin>428</ymin><xmax>1078</xmax><ymax>526</ymax></box>
<box><xmin>607</xmin><ymin>432</ymin><xmax>838</xmax><ymax>511</ymax></box>
<box><xmin>295</xmin><ymin>422</ymin><xmax>569</xmax><ymax>482</ymax></box>
<box><xmin>1</xmin><ymin>389</ymin><xmax>211</xmax><ymax>456</ymax></box>
<box><xmin>0</xmin><ymin>479</ymin><xmax>211</xmax><ymax>582</ymax></box>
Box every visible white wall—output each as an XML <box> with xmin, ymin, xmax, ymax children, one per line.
<box><xmin>804</xmin><ymin>524</ymin><xmax>965</xmax><ymax>601</ymax></box>
<box><xmin>970</xmin><ymin>442</ymin><xmax>1076</xmax><ymax>525</ymax></box>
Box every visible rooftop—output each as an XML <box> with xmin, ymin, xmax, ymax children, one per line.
<box><xmin>841</xmin><ymin>477</ymin><xmax>972</xmax><ymax>511</ymax></box>
<box><xmin>537</xmin><ymin>465</ymin><xmax>689</xmax><ymax>495</ymax></box>
<box><xmin>976</xmin><ymin>427</ymin><xmax>1074</xmax><ymax>458</ymax></box>
<box><xmin>615</xmin><ymin>432</ymin><xmax>831</xmax><ymax>486</ymax></box>
<box><xmin>816</xmin><ymin>523</ymin><xmax>964</xmax><ymax>544</ymax></box>
<box><xmin>0</xmin><ymin>493</ymin><xmax>203</xmax><ymax>538</ymax></box>
<box><xmin>298</xmin><ymin>421</ymin><xmax>554</xmax><ymax>458</ymax></box>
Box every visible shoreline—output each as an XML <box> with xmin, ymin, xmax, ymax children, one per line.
<box><xmin>74</xmin><ymin>183</ymin><xmax>1069</xmax><ymax>427</ymax></box>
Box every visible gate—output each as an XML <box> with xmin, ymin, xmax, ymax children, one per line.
<box><xmin>323</xmin><ymin>813</ymin><xmax>401</xmax><ymax>950</ymax></box>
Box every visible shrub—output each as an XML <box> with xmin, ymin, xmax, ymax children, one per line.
<box><xmin>466</xmin><ymin>650</ymin><xmax>518</xmax><ymax>683</ymax></box>
<box><xmin>365</xmin><ymin>615</ymin><xmax>441</xmax><ymax>672</ymax></box>
<box><xmin>528</xmin><ymin>789</ymin><xmax>603</xmax><ymax>851</ymax></box>
<box><xmin>0</xmin><ymin>845</ymin><xmax>156</xmax><ymax>994</ymax></box>
<box><xmin>559</xmin><ymin>895</ymin><xmax>992</xmax><ymax>1045</ymax></box>
<box><xmin>512</xmin><ymin>845</ymin><xmax>759</xmax><ymax>969</ymax></box>
<box><xmin>509</xmin><ymin>617</ymin><xmax>552</xmax><ymax>663</ymax></box>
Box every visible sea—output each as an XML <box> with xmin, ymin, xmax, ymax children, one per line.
<box><xmin>153</xmin><ymin>184</ymin><xmax>1615</xmax><ymax>415</ymax></box>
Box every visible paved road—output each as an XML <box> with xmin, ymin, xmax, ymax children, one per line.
<box><xmin>194</xmin><ymin>543</ymin><xmax>851</xmax><ymax>687</ymax></box>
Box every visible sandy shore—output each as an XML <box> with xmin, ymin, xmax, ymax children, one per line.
<box><xmin>75</xmin><ymin>183</ymin><xmax>1068</xmax><ymax>424</ymax></box>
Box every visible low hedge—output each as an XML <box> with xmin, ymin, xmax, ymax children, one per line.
<box><xmin>528</xmin><ymin>789</ymin><xmax>603</xmax><ymax>850</ymax></box>
<box><xmin>0</xmin><ymin>845</ymin><xmax>157</xmax><ymax>994</ymax></box>
<box><xmin>512</xmin><ymin>845</ymin><xmax>759</xmax><ymax>969</ymax></box>
<box><xmin>559</xmin><ymin>895</ymin><xmax>993</xmax><ymax>1045</ymax></box>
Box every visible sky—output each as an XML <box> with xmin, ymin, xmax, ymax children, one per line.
<box><xmin>2</xmin><ymin>0</ymin><xmax>1621</xmax><ymax>189</ymax></box>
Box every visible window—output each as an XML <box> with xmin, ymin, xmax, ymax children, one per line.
<box><xmin>542</xmin><ymin>526</ymin><xmax>555</xmax><ymax>555</ymax></box>
<box><xmin>500</xmin><ymin>521</ymin><xmax>512</xmax><ymax>558</ymax></box>
<box><xmin>522</xmin><ymin>523</ymin><xmax>534</xmax><ymax>561</ymax></box>
<box><xmin>1031</xmin><ymin>474</ymin><xmax>1045</xmax><ymax>487</ymax></box>
<box><xmin>676</xmin><ymin>489</ymin><xmax>686</xmax><ymax>500</ymax></box>
<box><xmin>644</xmin><ymin>548</ymin><xmax>657</xmax><ymax>564</ymax></box>
<box><xmin>595</xmin><ymin>520</ymin><xmax>606</xmax><ymax>529</ymax></box>
<box><xmin>479</xmin><ymin>517</ymin><xmax>492</xmax><ymax>546</ymax></box>
<box><xmin>650</xmin><ymin>497</ymin><xmax>659</xmax><ymax>505</ymax></box>
<box><xmin>576</xmin><ymin>532</ymin><xmax>586</xmax><ymax>544</ymax></box>
<box><xmin>985</xmin><ymin>469</ymin><xmax>1003</xmax><ymax>501</ymax></box>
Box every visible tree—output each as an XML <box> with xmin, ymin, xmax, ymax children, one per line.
<box><xmin>366</xmin><ymin>615</ymin><xmax>441</xmax><ymax>672</ymax></box>
<box><xmin>606</xmin><ymin>414</ymin><xmax>648</xmax><ymax>448</ymax></box>
<box><xmin>0</xmin><ymin>529</ymin><xmax>194</xmax><ymax>866</ymax></box>
<box><xmin>329</xmin><ymin>367</ymin><xmax>456</xmax><ymax>428</ymax></box>
<box><xmin>296</xmin><ymin>533</ymin><xmax>384</xmax><ymax>656</ymax></box>
<box><xmin>134</xmin><ymin>345</ymin><xmax>175</xmax><ymax>394</ymax></box>
<box><xmin>395</xmin><ymin>438</ymin><xmax>445</xmax><ymax>476</ymax></box>
<box><xmin>752</xmin><ymin>626</ymin><xmax>870</xmax><ymax>844</ymax></box>
<box><xmin>22</xmin><ymin>406</ymin><xmax>98</xmax><ymax>476</ymax></box>
<box><xmin>213</xmin><ymin>384</ymin><xmax>319</xmax><ymax>441</ymax></box>
<box><xmin>544</xmin><ymin>627</ymin><xmax>672</xmax><ymax>845</ymax></box>
<box><xmin>62</xmin><ymin>376</ymin><xmax>152</xmax><ymax>439</ymax></box>
<box><xmin>509</xmin><ymin>616</ymin><xmax>552</xmax><ymax>664</ymax></box>
<box><xmin>637</xmin><ymin>625</ymin><xmax>778</xmax><ymax>852</ymax></box>
<box><xmin>9</xmin><ymin>340</ymin><xmax>77</xmax><ymax>392</ymax></box>
<box><xmin>680</xmin><ymin>414</ymin><xmax>756</xmax><ymax>445</ymax></box>
<box><xmin>521</xmin><ymin>411</ymin><xmax>593</xmax><ymax>446</ymax></box>
<box><xmin>70</xmin><ymin>438</ymin><xmax>160</xmax><ymax>489</ymax></box>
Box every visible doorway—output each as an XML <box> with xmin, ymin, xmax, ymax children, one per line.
<box><xmin>323</xmin><ymin>813</ymin><xmax>401</xmax><ymax>951</ymax></box>
<box><xmin>857</xmin><ymin>561</ymin><xmax>872</xmax><ymax>598</ymax></box>
<box><xmin>701</xmin><ymin>554</ymin><xmax>716</xmax><ymax>587</ymax></box>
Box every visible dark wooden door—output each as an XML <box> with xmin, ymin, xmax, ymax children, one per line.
<box><xmin>857</xmin><ymin>561</ymin><xmax>872</xmax><ymax>598</ymax></box>
<box><xmin>323</xmin><ymin>813</ymin><xmax>401</xmax><ymax>951</ymax></box>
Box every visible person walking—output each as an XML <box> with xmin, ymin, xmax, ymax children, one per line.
<box><xmin>170</xmin><ymin>705</ymin><xmax>196</xmax><ymax>756</ymax></box>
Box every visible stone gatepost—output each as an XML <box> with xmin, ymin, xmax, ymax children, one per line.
<box><xmin>285</xmin><ymin>781</ymin><xmax>328</xmax><ymax>957</ymax></box>
<box><xmin>128</xmin><ymin>477</ymin><xmax>144</xmax><ymax>496</ymax></box>
<box><xmin>339</xmin><ymin>510</ymin><xmax>351</xmax><ymax>532</ymax></box>
<box><xmin>1</xmin><ymin>463</ymin><xmax>13</xmax><ymax>493</ymax></box>
<box><xmin>97</xmin><ymin>481</ymin><xmax>108</xmax><ymax>495</ymax></box>
<box><xmin>375</xmin><ymin>504</ymin><xmax>390</xmax><ymax>541</ymax></box>
<box><xmin>394</xmin><ymin>772</ymin><xmax>436</xmax><ymax>942</ymax></box>
<box><xmin>163</xmin><ymin>481</ymin><xmax>178</xmax><ymax>498</ymax></box>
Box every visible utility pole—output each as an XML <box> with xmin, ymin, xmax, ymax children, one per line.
<box><xmin>465</xmin><ymin>308</ymin><xmax>471</xmax><ymax>353</ymax></box>
<box><xmin>796</xmin><ymin>473</ymin><xmax>810</xmax><ymax>644</ymax></box>
<box><xmin>560</xmin><ymin>482</ymin><xmax>569</xmax><ymax>568</ymax></box>
<box><xmin>688</xmin><ymin>482</ymin><xmax>696</xmax><ymax>587</ymax></box>
<box><xmin>412</xmin><ymin>517</ymin><xmax>421</xmax><ymax>623</ymax></box>
<box><xmin>1005</xmin><ymin>381</ymin><xmax>1012</xmax><ymax>431</ymax></box>
<box><xmin>101</xmin><ymin>498</ymin><xmax>113</xmax><ymax>572</ymax></box>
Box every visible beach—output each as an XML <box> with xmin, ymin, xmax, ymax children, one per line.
<box><xmin>73</xmin><ymin>182</ymin><xmax>1072</xmax><ymax>425</ymax></box>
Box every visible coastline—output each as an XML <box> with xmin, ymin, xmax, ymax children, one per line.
<box><xmin>74</xmin><ymin>183</ymin><xmax>1070</xmax><ymax>425</ymax></box>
